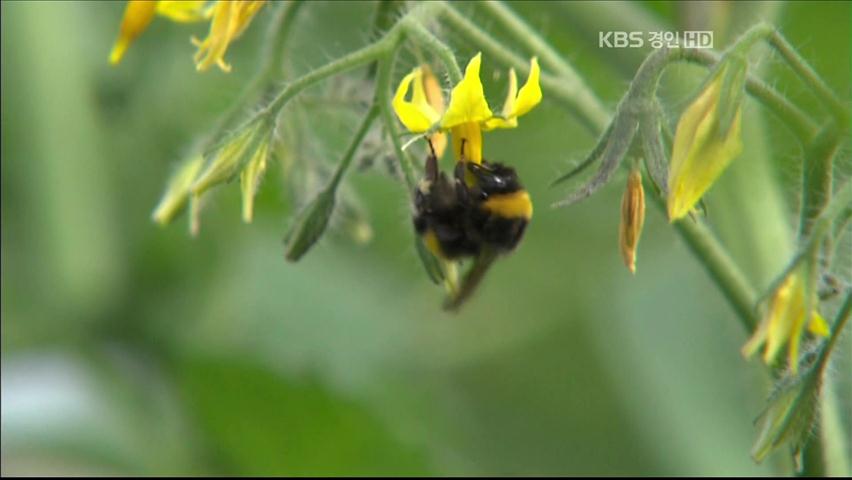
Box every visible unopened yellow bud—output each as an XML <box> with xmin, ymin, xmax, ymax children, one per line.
<box><xmin>151</xmin><ymin>154</ymin><xmax>205</xmax><ymax>226</ymax></box>
<box><xmin>667</xmin><ymin>63</ymin><xmax>745</xmax><ymax>221</ymax></box>
<box><xmin>240</xmin><ymin>138</ymin><xmax>270</xmax><ymax>223</ymax></box>
<box><xmin>192</xmin><ymin>121</ymin><xmax>266</xmax><ymax>197</ymax></box>
<box><xmin>742</xmin><ymin>270</ymin><xmax>829</xmax><ymax>373</ymax></box>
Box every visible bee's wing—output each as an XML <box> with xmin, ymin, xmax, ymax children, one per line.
<box><xmin>443</xmin><ymin>247</ymin><xmax>499</xmax><ymax>312</ymax></box>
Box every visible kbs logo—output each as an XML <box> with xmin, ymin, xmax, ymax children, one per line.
<box><xmin>599</xmin><ymin>31</ymin><xmax>644</xmax><ymax>48</ymax></box>
<box><xmin>599</xmin><ymin>31</ymin><xmax>714</xmax><ymax>49</ymax></box>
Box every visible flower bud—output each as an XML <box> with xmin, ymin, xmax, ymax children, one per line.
<box><xmin>151</xmin><ymin>154</ymin><xmax>205</xmax><ymax>226</ymax></box>
<box><xmin>284</xmin><ymin>188</ymin><xmax>336</xmax><ymax>262</ymax></box>
<box><xmin>192</xmin><ymin>119</ymin><xmax>267</xmax><ymax>197</ymax></box>
<box><xmin>750</xmin><ymin>370</ymin><xmax>819</xmax><ymax>465</ymax></box>
<box><xmin>619</xmin><ymin>169</ymin><xmax>646</xmax><ymax>274</ymax></box>
<box><xmin>240</xmin><ymin>137</ymin><xmax>271</xmax><ymax>223</ymax></box>
<box><xmin>741</xmin><ymin>269</ymin><xmax>829</xmax><ymax>372</ymax></box>
<box><xmin>667</xmin><ymin>60</ymin><xmax>746</xmax><ymax>221</ymax></box>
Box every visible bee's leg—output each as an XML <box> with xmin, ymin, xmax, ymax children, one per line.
<box><xmin>426</xmin><ymin>137</ymin><xmax>438</xmax><ymax>159</ymax></box>
<box><xmin>424</xmin><ymin>140</ymin><xmax>438</xmax><ymax>183</ymax></box>
<box><xmin>454</xmin><ymin>160</ymin><xmax>466</xmax><ymax>183</ymax></box>
<box><xmin>454</xmin><ymin>161</ymin><xmax>475</xmax><ymax>205</ymax></box>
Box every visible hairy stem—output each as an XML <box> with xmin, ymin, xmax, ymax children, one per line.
<box><xmin>330</xmin><ymin>105</ymin><xmax>380</xmax><ymax>189</ymax></box>
<box><xmin>207</xmin><ymin>1</ymin><xmax>304</xmax><ymax>145</ymax></box>
<box><xmin>401</xmin><ymin>19</ymin><xmax>463</xmax><ymax>83</ymax></box>
<box><xmin>768</xmin><ymin>31</ymin><xmax>850</xmax><ymax>127</ymax></box>
<box><xmin>798</xmin><ymin>124</ymin><xmax>841</xmax><ymax>239</ymax></box>
<box><xmin>376</xmin><ymin>50</ymin><xmax>417</xmax><ymax>188</ymax></box>
<box><xmin>673</xmin><ymin>215</ymin><xmax>760</xmax><ymax>330</ymax></box>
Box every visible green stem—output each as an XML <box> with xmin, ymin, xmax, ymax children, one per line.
<box><xmin>758</xmin><ymin>179</ymin><xmax>852</xmax><ymax>306</ymax></box>
<box><xmin>672</xmin><ymin>214</ymin><xmax>760</xmax><ymax>331</ymax></box>
<box><xmin>796</xmin><ymin>291</ymin><xmax>851</xmax><ymax>477</ymax></box>
<box><xmin>376</xmin><ymin>50</ymin><xmax>417</xmax><ymax>189</ymax></box>
<box><xmin>769</xmin><ymin>31</ymin><xmax>850</xmax><ymax>127</ymax></box>
<box><xmin>798</xmin><ymin>124</ymin><xmax>841</xmax><ymax>239</ymax></box>
<box><xmin>401</xmin><ymin>19</ymin><xmax>463</xmax><ymax>83</ymax></box>
<box><xmin>477</xmin><ymin>1</ymin><xmax>590</xmax><ymax>86</ymax></box>
<box><xmin>329</xmin><ymin>105</ymin><xmax>380</xmax><ymax>190</ymax></box>
<box><xmin>366</xmin><ymin>0</ymin><xmax>407</xmax><ymax>78</ymax></box>
<box><xmin>813</xmin><ymin>293</ymin><xmax>852</xmax><ymax>477</ymax></box>
<box><xmin>206</xmin><ymin>1</ymin><xmax>304</xmax><ymax>145</ymax></box>
<box><xmin>264</xmin><ymin>37</ymin><xmax>394</xmax><ymax>115</ymax></box>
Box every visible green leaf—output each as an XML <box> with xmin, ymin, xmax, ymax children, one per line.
<box><xmin>177</xmin><ymin>357</ymin><xmax>430</xmax><ymax>476</ymax></box>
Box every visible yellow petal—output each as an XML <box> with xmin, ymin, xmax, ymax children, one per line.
<box><xmin>742</xmin><ymin>271</ymin><xmax>826</xmax><ymax>373</ymax></box>
<box><xmin>441</xmin><ymin>53</ymin><xmax>493</xmax><ymax>129</ymax></box>
<box><xmin>762</xmin><ymin>275</ymin><xmax>800</xmax><ymax>364</ymax></box>
<box><xmin>109</xmin><ymin>0</ymin><xmax>158</xmax><ymax>65</ymax></box>
<box><xmin>667</xmin><ymin>70</ymin><xmax>743</xmax><ymax>221</ymax></box>
<box><xmin>193</xmin><ymin>0</ymin><xmax>265</xmax><ymax>72</ymax></box>
<box><xmin>484</xmin><ymin>57</ymin><xmax>542</xmax><ymax>130</ymax></box>
<box><xmin>231</xmin><ymin>0</ymin><xmax>266</xmax><ymax>37</ymax></box>
<box><xmin>392</xmin><ymin>68</ymin><xmax>440</xmax><ymax>133</ymax></box>
<box><xmin>807</xmin><ymin>311</ymin><xmax>829</xmax><ymax>337</ymax></box>
<box><xmin>422</xmin><ymin>65</ymin><xmax>445</xmax><ymax>115</ymax></box>
<box><xmin>240</xmin><ymin>140</ymin><xmax>269</xmax><ymax>223</ymax></box>
<box><xmin>484</xmin><ymin>68</ymin><xmax>518</xmax><ymax>131</ymax></box>
<box><xmin>156</xmin><ymin>0</ymin><xmax>211</xmax><ymax>22</ymax></box>
<box><xmin>512</xmin><ymin>57</ymin><xmax>542</xmax><ymax>118</ymax></box>
<box><xmin>450</xmin><ymin>122</ymin><xmax>483</xmax><ymax>164</ymax></box>
<box><xmin>420</xmin><ymin>66</ymin><xmax>448</xmax><ymax>157</ymax></box>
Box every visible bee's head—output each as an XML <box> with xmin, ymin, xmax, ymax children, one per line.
<box><xmin>466</xmin><ymin>161</ymin><xmax>523</xmax><ymax>195</ymax></box>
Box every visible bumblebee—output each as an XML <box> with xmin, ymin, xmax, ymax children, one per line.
<box><xmin>413</xmin><ymin>145</ymin><xmax>532</xmax><ymax>262</ymax></box>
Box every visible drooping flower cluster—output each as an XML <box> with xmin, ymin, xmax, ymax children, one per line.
<box><xmin>742</xmin><ymin>269</ymin><xmax>829</xmax><ymax>372</ymax></box>
<box><xmin>110</xmin><ymin>0</ymin><xmax>266</xmax><ymax>72</ymax></box>
<box><xmin>393</xmin><ymin>52</ymin><xmax>542</xmax><ymax>164</ymax></box>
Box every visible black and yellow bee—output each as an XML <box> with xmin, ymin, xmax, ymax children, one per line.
<box><xmin>413</xmin><ymin>143</ymin><xmax>532</xmax><ymax>309</ymax></box>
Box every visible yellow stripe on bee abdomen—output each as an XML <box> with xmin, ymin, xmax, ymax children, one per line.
<box><xmin>422</xmin><ymin>229</ymin><xmax>445</xmax><ymax>258</ymax></box>
<box><xmin>481</xmin><ymin>190</ymin><xmax>533</xmax><ymax>219</ymax></box>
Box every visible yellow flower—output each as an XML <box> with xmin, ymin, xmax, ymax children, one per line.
<box><xmin>192</xmin><ymin>0</ymin><xmax>266</xmax><ymax>72</ymax></box>
<box><xmin>667</xmin><ymin>65</ymin><xmax>744</xmax><ymax>221</ymax></box>
<box><xmin>109</xmin><ymin>0</ymin><xmax>265</xmax><ymax>72</ymax></box>
<box><xmin>111</xmin><ymin>0</ymin><xmax>157</xmax><ymax>65</ymax></box>
<box><xmin>393</xmin><ymin>53</ymin><xmax>541</xmax><ymax>164</ymax></box>
<box><xmin>420</xmin><ymin>66</ymin><xmax>448</xmax><ymax>159</ymax></box>
<box><xmin>741</xmin><ymin>270</ymin><xmax>830</xmax><ymax>373</ymax></box>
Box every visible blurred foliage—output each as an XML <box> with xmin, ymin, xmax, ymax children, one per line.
<box><xmin>2</xmin><ymin>0</ymin><xmax>849</xmax><ymax>475</ymax></box>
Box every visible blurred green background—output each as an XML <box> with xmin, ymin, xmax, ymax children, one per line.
<box><xmin>2</xmin><ymin>0</ymin><xmax>850</xmax><ymax>475</ymax></box>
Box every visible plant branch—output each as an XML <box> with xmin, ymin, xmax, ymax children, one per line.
<box><xmin>376</xmin><ymin>49</ymin><xmax>417</xmax><ymax>189</ymax></box>
<box><xmin>329</xmin><ymin>105</ymin><xmax>380</xmax><ymax>190</ymax></box>
<box><xmin>207</xmin><ymin>1</ymin><xmax>305</xmax><ymax>145</ymax></box>
<box><xmin>768</xmin><ymin>31</ymin><xmax>850</xmax><ymax>127</ymax></box>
